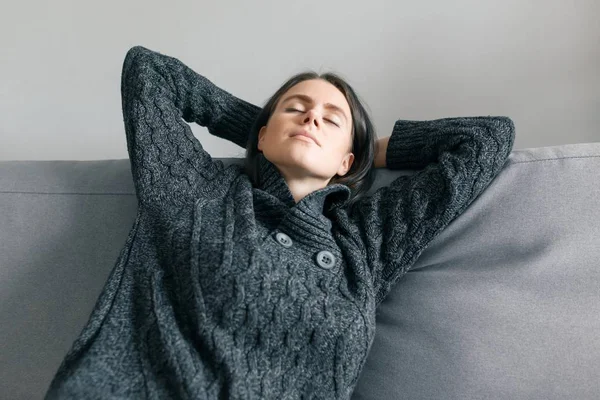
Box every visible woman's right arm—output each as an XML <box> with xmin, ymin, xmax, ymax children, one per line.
<box><xmin>120</xmin><ymin>46</ymin><xmax>261</xmax><ymax>207</ymax></box>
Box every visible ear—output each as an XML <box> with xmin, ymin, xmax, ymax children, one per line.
<box><xmin>336</xmin><ymin>152</ymin><xmax>355</xmax><ymax>176</ymax></box>
<box><xmin>258</xmin><ymin>126</ymin><xmax>266</xmax><ymax>151</ymax></box>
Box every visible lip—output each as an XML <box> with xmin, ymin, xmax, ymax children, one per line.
<box><xmin>291</xmin><ymin>129</ymin><xmax>319</xmax><ymax>146</ymax></box>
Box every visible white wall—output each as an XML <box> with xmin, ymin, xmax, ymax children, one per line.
<box><xmin>1</xmin><ymin>0</ymin><xmax>598</xmax><ymax>161</ymax></box>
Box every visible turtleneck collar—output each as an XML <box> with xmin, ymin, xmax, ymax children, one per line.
<box><xmin>255</xmin><ymin>152</ymin><xmax>351</xmax><ymax>214</ymax></box>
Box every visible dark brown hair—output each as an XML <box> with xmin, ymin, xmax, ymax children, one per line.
<box><xmin>244</xmin><ymin>71</ymin><xmax>377</xmax><ymax>210</ymax></box>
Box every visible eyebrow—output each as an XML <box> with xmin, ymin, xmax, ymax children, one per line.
<box><xmin>281</xmin><ymin>94</ymin><xmax>349</xmax><ymax>123</ymax></box>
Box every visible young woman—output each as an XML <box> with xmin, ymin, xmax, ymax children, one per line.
<box><xmin>45</xmin><ymin>46</ymin><xmax>515</xmax><ymax>399</ymax></box>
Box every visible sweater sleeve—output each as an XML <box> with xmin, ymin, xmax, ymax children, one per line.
<box><xmin>120</xmin><ymin>45</ymin><xmax>261</xmax><ymax>206</ymax></box>
<box><xmin>350</xmin><ymin>116</ymin><xmax>515</xmax><ymax>306</ymax></box>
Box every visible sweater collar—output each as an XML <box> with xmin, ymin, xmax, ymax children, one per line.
<box><xmin>255</xmin><ymin>152</ymin><xmax>350</xmax><ymax>214</ymax></box>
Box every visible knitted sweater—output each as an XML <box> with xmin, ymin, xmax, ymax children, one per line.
<box><xmin>45</xmin><ymin>46</ymin><xmax>515</xmax><ymax>399</ymax></box>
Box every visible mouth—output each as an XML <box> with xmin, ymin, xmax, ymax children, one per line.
<box><xmin>291</xmin><ymin>129</ymin><xmax>319</xmax><ymax>146</ymax></box>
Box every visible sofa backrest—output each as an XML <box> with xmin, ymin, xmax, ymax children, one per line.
<box><xmin>1</xmin><ymin>143</ymin><xmax>599</xmax><ymax>399</ymax></box>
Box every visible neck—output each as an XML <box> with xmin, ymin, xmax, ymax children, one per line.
<box><xmin>278</xmin><ymin>168</ymin><xmax>332</xmax><ymax>203</ymax></box>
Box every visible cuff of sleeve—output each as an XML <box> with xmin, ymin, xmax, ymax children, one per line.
<box><xmin>210</xmin><ymin>88</ymin><xmax>263</xmax><ymax>150</ymax></box>
<box><xmin>386</xmin><ymin>119</ymin><xmax>442</xmax><ymax>169</ymax></box>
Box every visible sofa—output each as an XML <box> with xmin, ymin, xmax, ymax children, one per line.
<box><xmin>1</xmin><ymin>141</ymin><xmax>599</xmax><ymax>399</ymax></box>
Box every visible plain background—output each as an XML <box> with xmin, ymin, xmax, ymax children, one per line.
<box><xmin>1</xmin><ymin>0</ymin><xmax>598</xmax><ymax>161</ymax></box>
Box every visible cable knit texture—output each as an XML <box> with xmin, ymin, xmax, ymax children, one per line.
<box><xmin>44</xmin><ymin>46</ymin><xmax>515</xmax><ymax>399</ymax></box>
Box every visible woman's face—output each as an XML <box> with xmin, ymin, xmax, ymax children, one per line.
<box><xmin>258</xmin><ymin>79</ymin><xmax>354</xmax><ymax>183</ymax></box>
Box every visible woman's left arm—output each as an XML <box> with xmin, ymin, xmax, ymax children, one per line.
<box><xmin>352</xmin><ymin>116</ymin><xmax>515</xmax><ymax>306</ymax></box>
<box><xmin>373</xmin><ymin>136</ymin><xmax>391</xmax><ymax>168</ymax></box>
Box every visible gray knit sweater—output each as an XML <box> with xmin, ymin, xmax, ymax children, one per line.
<box><xmin>45</xmin><ymin>46</ymin><xmax>515</xmax><ymax>399</ymax></box>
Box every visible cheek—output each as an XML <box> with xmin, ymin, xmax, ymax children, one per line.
<box><xmin>334</xmin><ymin>136</ymin><xmax>353</xmax><ymax>152</ymax></box>
<box><xmin>269</xmin><ymin>116</ymin><xmax>287</xmax><ymax>130</ymax></box>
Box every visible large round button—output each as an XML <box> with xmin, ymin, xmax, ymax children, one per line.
<box><xmin>316</xmin><ymin>250</ymin><xmax>336</xmax><ymax>269</ymax></box>
<box><xmin>275</xmin><ymin>232</ymin><xmax>293</xmax><ymax>248</ymax></box>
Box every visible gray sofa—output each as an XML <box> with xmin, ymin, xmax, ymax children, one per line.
<box><xmin>1</xmin><ymin>142</ymin><xmax>599</xmax><ymax>399</ymax></box>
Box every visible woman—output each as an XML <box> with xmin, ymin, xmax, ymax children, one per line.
<box><xmin>45</xmin><ymin>45</ymin><xmax>515</xmax><ymax>399</ymax></box>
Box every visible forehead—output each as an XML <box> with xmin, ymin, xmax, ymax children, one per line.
<box><xmin>280</xmin><ymin>79</ymin><xmax>350</xmax><ymax>113</ymax></box>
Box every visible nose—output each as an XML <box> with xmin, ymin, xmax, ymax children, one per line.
<box><xmin>303</xmin><ymin>109</ymin><xmax>320</xmax><ymax>128</ymax></box>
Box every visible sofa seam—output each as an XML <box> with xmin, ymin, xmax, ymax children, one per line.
<box><xmin>509</xmin><ymin>155</ymin><xmax>600</xmax><ymax>165</ymax></box>
<box><xmin>2</xmin><ymin>156</ymin><xmax>598</xmax><ymax>195</ymax></box>
<box><xmin>0</xmin><ymin>191</ymin><xmax>135</xmax><ymax>195</ymax></box>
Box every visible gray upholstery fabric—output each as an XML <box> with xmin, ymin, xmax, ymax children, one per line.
<box><xmin>1</xmin><ymin>143</ymin><xmax>599</xmax><ymax>399</ymax></box>
<box><xmin>352</xmin><ymin>143</ymin><xmax>600</xmax><ymax>399</ymax></box>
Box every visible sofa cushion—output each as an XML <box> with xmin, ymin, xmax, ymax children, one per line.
<box><xmin>0</xmin><ymin>160</ymin><xmax>138</xmax><ymax>399</ymax></box>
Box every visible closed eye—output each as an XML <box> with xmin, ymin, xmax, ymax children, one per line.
<box><xmin>285</xmin><ymin>108</ymin><xmax>340</xmax><ymax>127</ymax></box>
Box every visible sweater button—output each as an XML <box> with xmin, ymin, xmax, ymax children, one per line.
<box><xmin>316</xmin><ymin>250</ymin><xmax>336</xmax><ymax>269</ymax></box>
<box><xmin>275</xmin><ymin>232</ymin><xmax>293</xmax><ymax>248</ymax></box>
